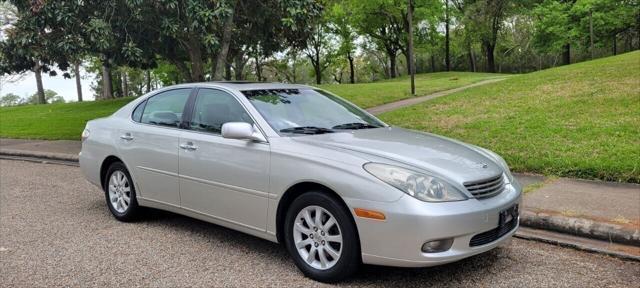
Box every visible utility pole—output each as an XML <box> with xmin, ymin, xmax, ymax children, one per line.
<box><xmin>407</xmin><ymin>0</ymin><xmax>416</xmax><ymax>96</ymax></box>
<box><xmin>589</xmin><ymin>10</ymin><xmax>594</xmax><ymax>59</ymax></box>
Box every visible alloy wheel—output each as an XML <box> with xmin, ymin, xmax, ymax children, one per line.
<box><xmin>108</xmin><ymin>170</ymin><xmax>131</xmax><ymax>213</ymax></box>
<box><xmin>292</xmin><ymin>205</ymin><xmax>343</xmax><ymax>270</ymax></box>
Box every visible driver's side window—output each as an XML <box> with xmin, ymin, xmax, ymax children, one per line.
<box><xmin>190</xmin><ymin>89</ymin><xmax>253</xmax><ymax>134</ymax></box>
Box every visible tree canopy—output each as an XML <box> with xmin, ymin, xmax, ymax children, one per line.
<box><xmin>0</xmin><ymin>0</ymin><xmax>637</xmax><ymax>103</ymax></box>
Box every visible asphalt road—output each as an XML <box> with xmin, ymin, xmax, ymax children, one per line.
<box><xmin>1</xmin><ymin>159</ymin><xmax>638</xmax><ymax>287</ymax></box>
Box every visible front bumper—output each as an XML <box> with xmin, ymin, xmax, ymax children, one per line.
<box><xmin>345</xmin><ymin>181</ymin><xmax>522</xmax><ymax>267</ymax></box>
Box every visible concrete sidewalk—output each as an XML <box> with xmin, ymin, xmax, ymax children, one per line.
<box><xmin>1</xmin><ymin>138</ymin><xmax>638</xmax><ymax>246</ymax></box>
<box><xmin>366</xmin><ymin>78</ymin><xmax>506</xmax><ymax>115</ymax></box>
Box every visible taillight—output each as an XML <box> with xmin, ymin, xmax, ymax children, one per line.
<box><xmin>81</xmin><ymin>128</ymin><xmax>90</xmax><ymax>142</ymax></box>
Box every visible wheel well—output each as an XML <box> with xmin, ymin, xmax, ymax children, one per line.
<box><xmin>275</xmin><ymin>182</ymin><xmax>358</xmax><ymax>245</ymax></box>
<box><xmin>100</xmin><ymin>156</ymin><xmax>123</xmax><ymax>188</ymax></box>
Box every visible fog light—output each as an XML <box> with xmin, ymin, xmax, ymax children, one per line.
<box><xmin>421</xmin><ymin>238</ymin><xmax>454</xmax><ymax>253</ymax></box>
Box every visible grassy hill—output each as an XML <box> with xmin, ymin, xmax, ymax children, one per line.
<box><xmin>380</xmin><ymin>51</ymin><xmax>640</xmax><ymax>183</ymax></box>
<box><xmin>0</xmin><ymin>71</ymin><xmax>502</xmax><ymax>140</ymax></box>
<box><xmin>0</xmin><ymin>97</ymin><xmax>135</xmax><ymax>140</ymax></box>
<box><xmin>320</xmin><ymin>71</ymin><xmax>506</xmax><ymax>108</ymax></box>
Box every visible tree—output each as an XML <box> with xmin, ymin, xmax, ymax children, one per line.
<box><xmin>0</xmin><ymin>1</ymin><xmax>56</xmax><ymax>104</ymax></box>
<box><xmin>533</xmin><ymin>0</ymin><xmax>637</xmax><ymax>64</ymax></box>
<box><xmin>0</xmin><ymin>93</ymin><xmax>22</xmax><ymax>106</ymax></box>
<box><xmin>444</xmin><ymin>0</ymin><xmax>451</xmax><ymax>71</ymax></box>
<box><xmin>347</xmin><ymin>0</ymin><xmax>440</xmax><ymax>78</ymax></box>
<box><xmin>327</xmin><ymin>3</ymin><xmax>358</xmax><ymax>83</ymax></box>
<box><xmin>347</xmin><ymin>0</ymin><xmax>405</xmax><ymax>78</ymax></box>
<box><xmin>533</xmin><ymin>0</ymin><xmax>576</xmax><ymax>65</ymax></box>
<box><xmin>465</xmin><ymin>0</ymin><xmax>516</xmax><ymax>73</ymax></box>
<box><xmin>304</xmin><ymin>23</ymin><xmax>337</xmax><ymax>84</ymax></box>
<box><xmin>26</xmin><ymin>89</ymin><xmax>65</xmax><ymax>105</ymax></box>
<box><xmin>571</xmin><ymin>0</ymin><xmax>638</xmax><ymax>56</ymax></box>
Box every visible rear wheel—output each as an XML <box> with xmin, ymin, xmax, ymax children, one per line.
<box><xmin>284</xmin><ymin>191</ymin><xmax>360</xmax><ymax>282</ymax></box>
<box><xmin>104</xmin><ymin>162</ymin><xmax>139</xmax><ymax>221</ymax></box>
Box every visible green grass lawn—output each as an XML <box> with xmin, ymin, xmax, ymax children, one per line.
<box><xmin>320</xmin><ymin>71</ymin><xmax>507</xmax><ymax>108</ymax></box>
<box><xmin>0</xmin><ymin>71</ymin><xmax>502</xmax><ymax>141</ymax></box>
<box><xmin>380</xmin><ymin>51</ymin><xmax>640</xmax><ymax>183</ymax></box>
<box><xmin>0</xmin><ymin>97</ymin><xmax>135</xmax><ymax>140</ymax></box>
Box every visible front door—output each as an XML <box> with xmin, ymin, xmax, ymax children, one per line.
<box><xmin>179</xmin><ymin>88</ymin><xmax>270</xmax><ymax>232</ymax></box>
<box><xmin>118</xmin><ymin>88</ymin><xmax>192</xmax><ymax>206</ymax></box>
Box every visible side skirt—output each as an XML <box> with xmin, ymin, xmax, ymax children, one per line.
<box><xmin>137</xmin><ymin>197</ymin><xmax>278</xmax><ymax>243</ymax></box>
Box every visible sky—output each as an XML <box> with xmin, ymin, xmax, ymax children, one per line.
<box><xmin>1</xmin><ymin>68</ymin><xmax>97</xmax><ymax>102</ymax></box>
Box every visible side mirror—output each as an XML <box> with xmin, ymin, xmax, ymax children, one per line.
<box><xmin>221</xmin><ymin>122</ymin><xmax>266</xmax><ymax>142</ymax></box>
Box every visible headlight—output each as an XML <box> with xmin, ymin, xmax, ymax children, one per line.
<box><xmin>363</xmin><ymin>163</ymin><xmax>467</xmax><ymax>202</ymax></box>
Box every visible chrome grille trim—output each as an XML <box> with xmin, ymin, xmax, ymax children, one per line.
<box><xmin>464</xmin><ymin>174</ymin><xmax>505</xmax><ymax>199</ymax></box>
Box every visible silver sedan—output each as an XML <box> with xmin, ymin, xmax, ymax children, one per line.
<box><xmin>79</xmin><ymin>82</ymin><xmax>522</xmax><ymax>282</ymax></box>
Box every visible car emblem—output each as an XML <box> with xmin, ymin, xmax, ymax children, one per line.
<box><xmin>472</xmin><ymin>162</ymin><xmax>488</xmax><ymax>168</ymax></box>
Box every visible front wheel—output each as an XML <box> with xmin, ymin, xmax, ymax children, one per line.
<box><xmin>103</xmin><ymin>162</ymin><xmax>140</xmax><ymax>222</ymax></box>
<box><xmin>284</xmin><ymin>191</ymin><xmax>360</xmax><ymax>282</ymax></box>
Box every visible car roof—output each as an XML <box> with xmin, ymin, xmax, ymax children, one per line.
<box><xmin>191</xmin><ymin>81</ymin><xmax>315</xmax><ymax>91</ymax></box>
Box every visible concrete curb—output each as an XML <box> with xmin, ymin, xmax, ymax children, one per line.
<box><xmin>0</xmin><ymin>148</ymin><xmax>79</xmax><ymax>162</ymax></box>
<box><xmin>520</xmin><ymin>210</ymin><xmax>640</xmax><ymax>247</ymax></box>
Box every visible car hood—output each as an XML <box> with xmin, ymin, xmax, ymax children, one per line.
<box><xmin>291</xmin><ymin>127</ymin><xmax>503</xmax><ymax>184</ymax></box>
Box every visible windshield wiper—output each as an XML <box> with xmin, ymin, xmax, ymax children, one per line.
<box><xmin>280</xmin><ymin>126</ymin><xmax>335</xmax><ymax>135</ymax></box>
<box><xmin>332</xmin><ymin>122</ymin><xmax>381</xmax><ymax>130</ymax></box>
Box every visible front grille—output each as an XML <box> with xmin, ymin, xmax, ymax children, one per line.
<box><xmin>464</xmin><ymin>174</ymin><xmax>505</xmax><ymax>199</ymax></box>
<box><xmin>469</xmin><ymin>217</ymin><xmax>518</xmax><ymax>247</ymax></box>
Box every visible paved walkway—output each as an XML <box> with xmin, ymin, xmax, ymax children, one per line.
<box><xmin>366</xmin><ymin>78</ymin><xmax>506</xmax><ymax>115</ymax></box>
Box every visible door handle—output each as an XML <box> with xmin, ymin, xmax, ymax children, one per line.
<box><xmin>120</xmin><ymin>133</ymin><xmax>134</xmax><ymax>141</ymax></box>
<box><xmin>179</xmin><ymin>142</ymin><xmax>198</xmax><ymax>151</ymax></box>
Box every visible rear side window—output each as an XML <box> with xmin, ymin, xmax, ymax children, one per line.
<box><xmin>140</xmin><ymin>89</ymin><xmax>191</xmax><ymax>128</ymax></box>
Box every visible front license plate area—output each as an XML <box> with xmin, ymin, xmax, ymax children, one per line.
<box><xmin>499</xmin><ymin>204</ymin><xmax>519</xmax><ymax>227</ymax></box>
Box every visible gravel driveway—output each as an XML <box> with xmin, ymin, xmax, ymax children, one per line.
<box><xmin>1</xmin><ymin>159</ymin><xmax>638</xmax><ymax>287</ymax></box>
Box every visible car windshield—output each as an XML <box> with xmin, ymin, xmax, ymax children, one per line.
<box><xmin>242</xmin><ymin>89</ymin><xmax>385</xmax><ymax>135</ymax></box>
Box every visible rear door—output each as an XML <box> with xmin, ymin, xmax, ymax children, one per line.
<box><xmin>118</xmin><ymin>88</ymin><xmax>192</xmax><ymax>206</ymax></box>
<box><xmin>178</xmin><ymin>88</ymin><xmax>270</xmax><ymax>232</ymax></box>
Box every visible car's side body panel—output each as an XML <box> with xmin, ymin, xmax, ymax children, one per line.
<box><xmin>116</xmin><ymin>122</ymin><xmax>182</xmax><ymax>205</ymax></box>
<box><xmin>179</xmin><ymin>130</ymin><xmax>271</xmax><ymax>232</ymax></box>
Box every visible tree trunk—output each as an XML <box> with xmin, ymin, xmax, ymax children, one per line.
<box><xmin>347</xmin><ymin>52</ymin><xmax>355</xmax><ymax>84</ymax></box>
<box><xmin>389</xmin><ymin>53</ymin><xmax>397</xmax><ymax>78</ymax></box>
<box><xmin>562</xmin><ymin>44</ymin><xmax>571</xmax><ymax>65</ymax></box>
<box><xmin>485</xmin><ymin>41</ymin><xmax>496</xmax><ymax>73</ymax></box>
<box><xmin>225</xmin><ymin>62</ymin><xmax>232</xmax><ymax>81</ymax></box>
<box><xmin>589</xmin><ymin>10</ymin><xmax>594</xmax><ymax>59</ymax></box>
<box><xmin>73</xmin><ymin>61</ymin><xmax>83</xmax><ymax>102</ymax></box>
<box><xmin>213</xmin><ymin>0</ymin><xmax>237</xmax><ymax>80</ymax></box>
<box><xmin>145</xmin><ymin>69</ymin><xmax>151</xmax><ymax>93</ymax></box>
<box><xmin>403</xmin><ymin>51</ymin><xmax>412</xmax><ymax>76</ymax></box>
<box><xmin>102</xmin><ymin>58</ymin><xmax>113</xmax><ymax>100</ymax></box>
<box><xmin>430</xmin><ymin>55</ymin><xmax>436</xmax><ymax>72</ymax></box>
<box><xmin>254</xmin><ymin>55</ymin><xmax>263</xmax><ymax>82</ymax></box>
<box><xmin>121</xmin><ymin>71</ymin><xmax>129</xmax><ymax>98</ymax></box>
<box><xmin>234</xmin><ymin>53</ymin><xmax>245</xmax><ymax>80</ymax></box>
<box><xmin>613</xmin><ymin>34</ymin><xmax>617</xmax><ymax>55</ymax></box>
<box><xmin>187</xmin><ymin>38</ymin><xmax>205</xmax><ymax>82</ymax></box>
<box><xmin>469</xmin><ymin>49</ymin><xmax>476</xmax><ymax>72</ymax></box>
<box><xmin>407</xmin><ymin>0</ymin><xmax>415</xmax><ymax>95</ymax></box>
<box><xmin>314</xmin><ymin>63</ymin><xmax>322</xmax><ymax>85</ymax></box>
<box><xmin>445</xmin><ymin>0</ymin><xmax>451</xmax><ymax>71</ymax></box>
<box><xmin>34</xmin><ymin>61</ymin><xmax>45</xmax><ymax>104</ymax></box>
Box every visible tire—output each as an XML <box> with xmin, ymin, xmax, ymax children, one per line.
<box><xmin>284</xmin><ymin>191</ymin><xmax>360</xmax><ymax>282</ymax></box>
<box><xmin>103</xmin><ymin>162</ymin><xmax>140</xmax><ymax>222</ymax></box>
